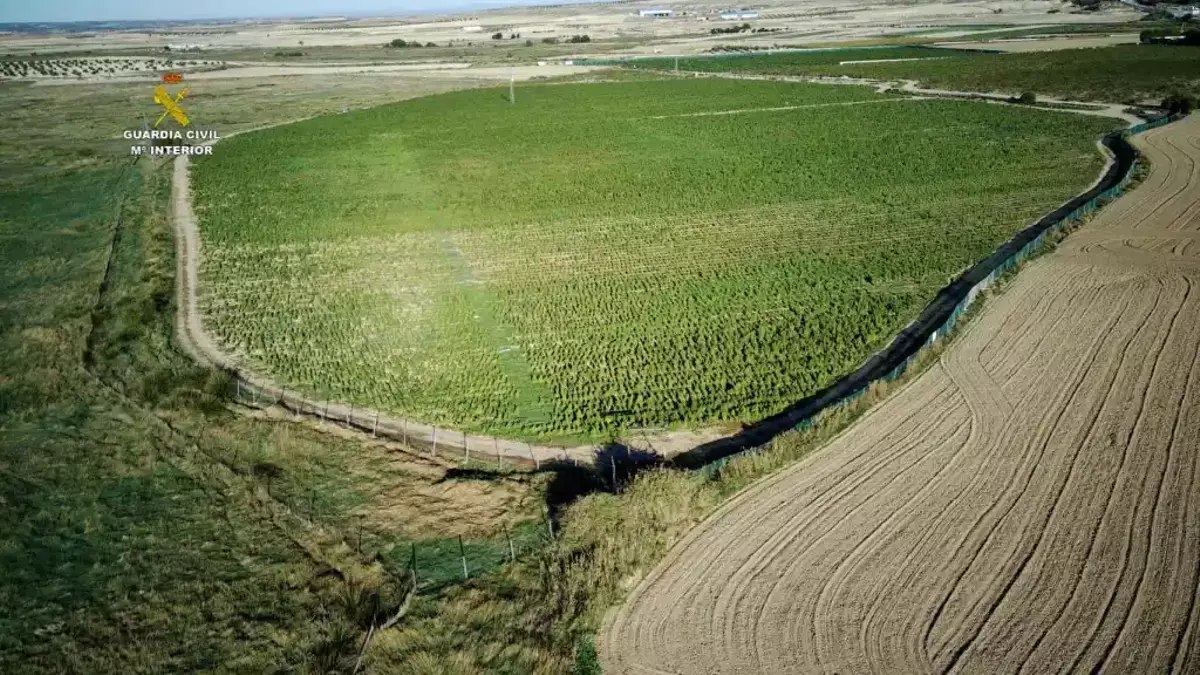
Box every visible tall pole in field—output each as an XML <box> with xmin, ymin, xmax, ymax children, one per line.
<box><xmin>674</xmin><ymin>55</ymin><xmax>679</xmax><ymax>75</ymax></box>
<box><xmin>509</xmin><ymin>74</ymin><xmax>515</xmax><ymax>105</ymax></box>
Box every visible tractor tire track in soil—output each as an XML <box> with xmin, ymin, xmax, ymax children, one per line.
<box><xmin>601</xmin><ymin>115</ymin><xmax>1200</xmax><ymax>675</ymax></box>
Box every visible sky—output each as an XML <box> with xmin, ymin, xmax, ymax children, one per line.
<box><xmin>0</xmin><ymin>0</ymin><xmax>585</xmax><ymax>23</ymax></box>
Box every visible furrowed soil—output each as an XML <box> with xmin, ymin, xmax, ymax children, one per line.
<box><xmin>600</xmin><ymin>114</ymin><xmax>1200</xmax><ymax>674</ymax></box>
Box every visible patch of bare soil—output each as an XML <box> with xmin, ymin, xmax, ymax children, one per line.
<box><xmin>601</xmin><ymin>114</ymin><xmax>1200</xmax><ymax>674</ymax></box>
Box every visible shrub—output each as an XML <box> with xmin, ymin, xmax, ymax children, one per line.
<box><xmin>492</xmin><ymin>32</ymin><xmax>504</xmax><ymax>40</ymax></box>
<box><xmin>573</xmin><ymin>635</ymin><xmax>601</xmax><ymax>675</ymax></box>
<box><xmin>1017</xmin><ymin>91</ymin><xmax>1037</xmax><ymax>105</ymax></box>
<box><xmin>1162</xmin><ymin>92</ymin><xmax>1195</xmax><ymax>114</ymax></box>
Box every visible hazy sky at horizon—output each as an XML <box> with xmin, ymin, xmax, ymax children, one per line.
<box><xmin>0</xmin><ymin>0</ymin><xmax>586</xmax><ymax>23</ymax></box>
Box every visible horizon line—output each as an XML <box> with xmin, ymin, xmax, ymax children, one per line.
<box><xmin>0</xmin><ymin>0</ymin><xmax>621</xmax><ymax>26</ymax></box>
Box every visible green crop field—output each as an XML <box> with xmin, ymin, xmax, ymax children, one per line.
<box><xmin>629</xmin><ymin>44</ymin><xmax>1200</xmax><ymax>103</ymax></box>
<box><xmin>192</xmin><ymin>78</ymin><xmax>1116</xmax><ymax>441</ymax></box>
<box><xmin>632</xmin><ymin>45</ymin><xmax>963</xmax><ymax>67</ymax></box>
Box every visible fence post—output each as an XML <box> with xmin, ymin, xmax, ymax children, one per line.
<box><xmin>504</xmin><ymin>523</ymin><xmax>515</xmax><ymax>562</ymax></box>
<box><xmin>529</xmin><ymin>444</ymin><xmax>539</xmax><ymax>470</ymax></box>
<box><xmin>432</xmin><ymin>426</ymin><xmax>437</xmax><ymax>454</ymax></box>
<box><xmin>464</xmin><ymin>435</ymin><xmax>470</xmax><ymax>463</ymax></box>
<box><xmin>372</xmin><ymin>412</ymin><xmax>379</xmax><ymax>438</ymax></box>
<box><xmin>410</xmin><ymin>542</ymin><xmax>418</xmax><ymax>586</ymax></box>
<box><xmin>347</xmin><ymin>405</ymin><xmax>353</xmax><ymax>427</ymax></box>
<box><xmin>459</xmin><ymin>535</ymin><xmax>469</xmax><ymax>580</ymax></box>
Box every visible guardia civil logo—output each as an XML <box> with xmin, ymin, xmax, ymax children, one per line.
<box><xmin>125</xmin><ymin>72</ymin><xmax>221</xmax><ymax>157</ymax></box>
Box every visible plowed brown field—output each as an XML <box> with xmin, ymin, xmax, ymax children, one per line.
<box><xmin>601</xmin><ymin>114</ymin><xmax>1200</xmax><ymax>675</ymax></box>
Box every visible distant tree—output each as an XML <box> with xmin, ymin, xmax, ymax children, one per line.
<box><xmin>542</xmin><ymin>37</ymin><xmax>559</xmax><ymax>44</ymax></box>
<box><xmin>426</xmin><ymin>41</ymin><xmax>438</xmax><ymax>47</ymax></box>
<box><xmin>566</xmin><ymin>34</ymin><xmax>591</xmax><ymax>43</ymax></box>
<box><xmin>492</xmin><ymin>32</ymin><xmax>504</xmax><ymax>40</ymax></box>
<box><xmin>386</xmin><ymin>38</ymin><xmax>408</xmax><ymax>48</ymax></box>
<box><xmin>525</xmin><ymin>39</ymin><xmax>534</xmax><ymax>46</ymax></box>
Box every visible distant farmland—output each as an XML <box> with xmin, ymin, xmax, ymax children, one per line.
<box><xmin>191</xmin><ymin>78</ymin><xmax>1116</xmax><ymax>440</ymax></box>
<box><xmin>629</xmin><ymin>44</ymin><xmax>1200</xmax><ymax>102</ymax></box>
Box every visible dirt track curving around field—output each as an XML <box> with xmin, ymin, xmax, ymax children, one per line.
<box><xmin>168</xmin><ymin>85</ymin><xmax>1134</xmax><ymax>469</ymax></box>
<box><xmin>601</xmin><ymin>114</ymin><xmax>1200</xmax><ymax>674</ymax></box>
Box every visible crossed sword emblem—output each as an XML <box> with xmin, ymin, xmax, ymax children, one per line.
<box><xmin>153</xmin><ymin>85</ymin><xmax>190</xmax><ymax>128</ymax></box>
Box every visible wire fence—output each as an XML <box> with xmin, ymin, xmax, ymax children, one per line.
<box><xmin>229</xmin><ymin>377</ymin><xmax>596</xmax><ymax>469</ymax></box>
<box><xmin>698</xmin><ymin>114</ymin><xmax>1182</xmax><ymax>476</ymax></box>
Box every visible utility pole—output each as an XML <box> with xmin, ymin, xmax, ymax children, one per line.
<box><xmin>509</xmin><ymin>74</ymin><xmax>516</xmax><ymax>105</ymax></box>
<box><xmin>674</xmin><ymin>55</ymin><xmax>679</xmax><ymax>75</ymax></box>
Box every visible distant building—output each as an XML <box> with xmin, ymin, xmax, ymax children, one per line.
<box><xmin>719</xmin><ymin>10</ymin><xmax>759</xmax><ymax>19</ymax></box>
<box><xmin>462</xmin><ymin>25</ymin><xmax>483</xmax><ymax>32</ymax></box>
<box><xmin>639</xmin><ymin>8</ymin><xmax>673</xmax><ymax>17</ymax></box>
<box><xmin>1167</xmin><ymin>5</ymin><xmax>1199</xmax><ymax>18</ymax></box>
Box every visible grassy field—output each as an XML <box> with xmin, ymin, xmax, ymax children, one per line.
<box><xmin>630</xmin><ymin>44</ymin><xmax>1200</xmax><ymax>103</ymax></box>
<box><xmin>0</xmin><ymin>77</ymin><xmax>551</xmax><ymax>673</ymax></box>
<box><xmin>192</xmin><ymin>77</ymin><xmax>1115</xmax><ymax>441</ymax></box>
<box><xmin>1</xmin><ymin>46</ymin><xmax>1158</xmax><ymax>675</ymax></box>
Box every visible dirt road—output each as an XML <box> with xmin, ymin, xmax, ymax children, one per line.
<box><xmin>601</xmin><ymin>114</ymin><xmax>1200</xmax><ymax>674</ymax></box>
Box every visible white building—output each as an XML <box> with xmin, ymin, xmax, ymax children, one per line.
<box><xmin>719</xmin><ymin>10</ymin><xmax>759</xmax><ymax>19</ymax></box>
<box><xmin>639</xmin><ymin>8</ymin><xmax>673</xmax><ymax>17</ymax></box>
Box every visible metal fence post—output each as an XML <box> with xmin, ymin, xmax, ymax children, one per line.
<box><xmin>459</xmin><ymin>535</ymin><xmax>469</xmax><ymax>580</ymax></box>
